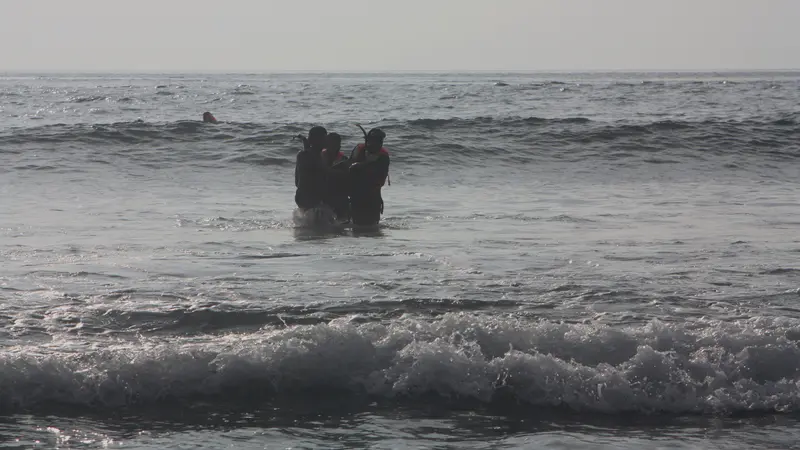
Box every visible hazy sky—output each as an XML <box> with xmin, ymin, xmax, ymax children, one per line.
<box><xmin>3</xmin><ymin>0</ymin><xmax>799</xmax><ymax>72</ymax></box>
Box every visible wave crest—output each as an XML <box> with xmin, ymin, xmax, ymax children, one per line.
<box><xmin>4</xmin><ymin>314</ymin><xmax>800</xmax><ymax>415</ymax></box>
<box><xmin>1</xmin><ymin>116</ymin><xmax>798</xmax><ymax>164</ymax></box>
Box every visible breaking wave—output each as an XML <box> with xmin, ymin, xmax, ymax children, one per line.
<box><xmin>4</xmin><ymin>313</ymin><xmax>800</xmax><ymax>416</ymax></box>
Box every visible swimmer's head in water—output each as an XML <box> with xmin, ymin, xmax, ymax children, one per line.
<box><xmin>326</xmin><ymin>133</ymin><xmax>342</xmax><ymax>153</ymax></box>
<box><xmin>366</xmin><ymin>128</ymin><xmax>385</xmax><ymax>151</ymax></box>
<box><xmin>202</xmin><ymin>112</ymin><xmax>217</xmax><ymax>123</ymax></box>
<box><xmin>308</xmin><ymin>126</ymin><xmax>327</xmax><ymax>150</ymax></box>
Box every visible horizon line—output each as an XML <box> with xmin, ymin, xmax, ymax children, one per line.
<box><xmin>2</xmin><ymin>68</ymin><xmax>800</xmax><ymax>76</ymax></box>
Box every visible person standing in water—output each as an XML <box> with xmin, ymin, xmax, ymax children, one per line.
<box><xmin>294</xmin><ymin>126</ymin><xmax>328</xmax><ymax>210</ymax></box>
<box><xmin>320</xmin><ymin>132</ymin><xmax>351</xmax><ymax>222</ymax></box>
<box><xmin>348</xmin><ymin>127</ymin><xmax>390</xmax><ymax>226</ymax></box>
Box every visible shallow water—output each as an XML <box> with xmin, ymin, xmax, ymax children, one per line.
<box><xmin>1</xmin><ymin>71</ymin><xmax>799</xmax><ymax>448</ymax></box>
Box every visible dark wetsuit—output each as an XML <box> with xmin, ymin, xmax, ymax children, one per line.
<box><xmin>349</xmin><ymin>145</ymin><xmax>390</xmax><ymax>226</ymax></box>
<box><xmin>321</xmin><ymin>150</ymin><xmax>351</xmax><ymax>221</ymax></box>
<box><xmin>295</xmin><ymin>150</ymin><xmax>325</xmax><ymax>209</ymax></box>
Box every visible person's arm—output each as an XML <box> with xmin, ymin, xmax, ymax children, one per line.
<box><xmin>327</xmin><ymin>157</ymin><xmax>348</xmax><ymax>181</ymax></box>
<box><xmin>296</xmin><ymin>134</ymin><xmax>310</xmax><ymax>150</ymax></box>
<box><xmin>370</xmin><ymin>154</ymin><xmax>390</xmax><ymax>187</ymax></box>
<box><xmin>349</xmin><ymin>144</ymin><xmax>362</xmax><ymax>162</ymax></box>
<box><xmin>295</xmin><ymin>152</ymin><xmax>305</xmax><ymax>188</ymax></box>
<box><xmin>331</xmin><ymin>154</ymin><xmax>349</xmax><ymax>168</ymax></box>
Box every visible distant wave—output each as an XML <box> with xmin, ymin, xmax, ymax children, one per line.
<box><xmin>406</xmin><ymin>116</ymin><xmax>592</xmax><ymax>129</ymax></box>
<box><xmin>0</xmin><ymin>116</ymin><xmax>797</xmax><ymax>166</ymax></box>
<box><xmin>2</xmin><ymin>313</ymin><xmax>800</xmax><ymax>415</ymax></box>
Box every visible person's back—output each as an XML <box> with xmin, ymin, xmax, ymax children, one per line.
<box><xmin>294</xmin><ymin>126</ymin><xmax>327</xmax><ymax>210</ymax></box>
<box><xmin>349</xmin><ymin>128</ymin><xmax>390</xmax><ymax>226</ymax></box>
<box><xmin>320</xmin><ymin>133</ymin><xmax>351</xmax><ymax>221</ymax></box>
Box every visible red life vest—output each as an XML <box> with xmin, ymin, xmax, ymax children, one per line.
<box><xmin>353</xmin><ymin>144</ymin><xmax>390</xmax><ymax>186</ymax></box>
<box><xmin>321</xmin><ymin>148</ymin><xmax>345</xmax><ymax>164</ymax></box>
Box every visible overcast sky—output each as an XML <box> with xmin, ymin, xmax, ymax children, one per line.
<box><xmin>2</xmin><ymin>0</ymin><xmax>799</xmax><ymax>72</ymax></box>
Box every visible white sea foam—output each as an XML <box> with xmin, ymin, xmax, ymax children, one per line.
<box><xmin>2</xmin><ymin>313</ymin><xmax>800</xmax><ymax>414</ymax></box>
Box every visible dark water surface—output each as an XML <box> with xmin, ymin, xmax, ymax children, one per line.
<box><xmin>1</xmin><ymin>72</ymin><xmax>799</xmax><ymax>448</ymax></box>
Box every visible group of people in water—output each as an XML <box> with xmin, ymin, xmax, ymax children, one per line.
<box><xmin>202</xmin><ymin>112</ymin><xmax>390</xmax><ymax>227</ymax></box>
<box><xmin>294</xmin><ymin>125</ymin><xmax>390</xmax><ymax>226</ymax></box>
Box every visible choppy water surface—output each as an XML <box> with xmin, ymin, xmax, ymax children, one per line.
<box><xmin>1</xmin><ymin>72</ymin><xmax>799</xmax><ymax>449</ymax></box>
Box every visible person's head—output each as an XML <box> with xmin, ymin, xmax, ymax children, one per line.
<box><xmin>308</xmin><ymin>126</ymin><xmax>327</xmax><ymax>151</ymax></box>
<box><xmin>325</xmin><ymin>132</ymin><xmax>342</xmax><ymax>153</ymax></box>
<box><xmin>365</xmin><ymin>128</ymin><xmax>386</xmax><ymax>152</ymax></box>
<box><xmin>202</xmin><ymin>112</ymin><xmax>217</xmax><ymax>123</ymax></box>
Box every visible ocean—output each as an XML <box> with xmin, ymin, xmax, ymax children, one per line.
<box><xmin>1</xmin><ymin>72</ymin><xmax>799</xmax><ymax>449</ymax></box>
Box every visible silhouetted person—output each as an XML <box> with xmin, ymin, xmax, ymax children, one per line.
<box><xmin>294</xmin><ymin>126</ymin><xmax>328</xmax><ymax>210</ymax></box>
<box><xmin>202</xmin><ymin>112</ymin><xmax>218</xmax><ymax>124</ymax></box>
<box><xmin>321</xmin><ymin>132</ymin><xmax>350</xmax><ymax>221</ymax></box>
<box><xmin>349</xmin><ymin>128</ymin><xmax>390</xmax><ymax>226</ymax></box>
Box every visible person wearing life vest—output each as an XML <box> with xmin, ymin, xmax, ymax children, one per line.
<box><xmin>294</xmin><ymin>126</ymin><xmax>327</xmax><ymax>210</ymax></box>
<box><xmin>322</xmin><ymin>133</ymin><xmax>347</xmax><ymax>167</ymax></box>
<box><xmin>320</xmin><ymin>132</ymin><xmax>350</xmax><ymax>221</ymax></box>
<box><xmin>202</xmin><ymin>112</ymin><xmax>218</xmax><ymax>124</ymax></box>
<box><xmin>349</xmin><ymin>128</ymin><xmax>390</xmax><ymax>226</ymax></box>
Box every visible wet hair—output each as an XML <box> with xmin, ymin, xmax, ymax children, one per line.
<box><xmin>326</xmin><ymin>132</ymin><xmax>341</xmax><ymax>145</ymax></box>
<box><xmin>367</xmin><ymin>128</ymin><xmax>386</xmax><ymax>141</ymax></box>
<box><xmin>308</xmin><ymin>126</ymin><xmax>327</xmax><ymax>140</ymax></box>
